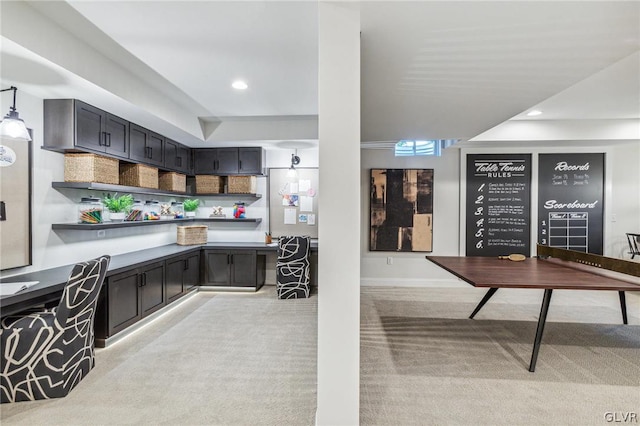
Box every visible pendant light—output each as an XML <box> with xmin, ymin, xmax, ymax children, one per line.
<box><xmin>287</xmin><ymin>151</ymin><xmax>301</xmax><ymax>178</ymax></box>
<box><xmin>0</xmin><ymin>86</ymin><xmax>31</xmax><ymax>141</ymax></box>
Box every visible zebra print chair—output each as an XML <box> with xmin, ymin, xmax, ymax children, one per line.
<box><xmin>1</xmin><ymin>255</ymin><xmax>110</xmax><ymax>403</ymax></box>
<box><xmin>276</xmin><ymin>236</ymin><xmax>311</xmax><ymax>299</ymax></box>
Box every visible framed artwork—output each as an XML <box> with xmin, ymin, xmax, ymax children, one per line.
<box><xmin>370</xmin><ymin>168</ymin><xmax>433</xmax><ymax>252</ymax></box>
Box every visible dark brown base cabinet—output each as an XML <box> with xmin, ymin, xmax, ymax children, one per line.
<box><xmin>95</xmin><ymin>261</ymin><xmax>165</xmax><ymax>346</ymax></box>
<box><xmin>203</xmin><ymin>250</ymin><xmax>265</xmax><ymax>289</ymax></box>
<box><xmin>166</xmin><ymin>252</ymin><xmax>200</xmax><ymax>303</ymax></box>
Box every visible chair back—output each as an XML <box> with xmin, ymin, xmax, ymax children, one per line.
<box><xmin>55</xmin><ymin>255</ymin><xmax>110</xmax><ymax>329</ymax></box>
<box><xmin>626</xmin><ymin>233</ymin><xmax>640</xmax><ymax>259</ymax></box>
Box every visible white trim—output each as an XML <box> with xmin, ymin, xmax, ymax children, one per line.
<box><xmin>360</xmin><ymin>278</ymin><xmax>466</xmax><ymax>288</ymax></box>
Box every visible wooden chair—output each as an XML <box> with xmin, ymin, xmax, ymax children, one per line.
<box><xmin>626</xmin><ymin>233</ymin><xmax>640</xmax><ymax>259</ymax></box>
<box><xmin>1</xmin><ymin>255</ymin><xmax>110</xmax><ymax>403</ymax></box>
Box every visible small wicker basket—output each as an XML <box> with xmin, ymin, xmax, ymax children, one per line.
<box><xmin>64</xmin><ymin>153</ymin><xmax>119</xmax><ymax>184</ymax></box>
<box><xmin>195</xmin><ymin>175</ymin><xmax>224</xmax><ymax>194</ymax></box>
<box><xmin>120</xmin><ymin>163</ymin><xmax>159</xmax><ymax>189</ymax></box>
<box><xmin>159</xmin><ymin>171</ymin><xmax>186</xmax><ymax>192</ymax></box>
<box><xmin>176</xmin><ymin>225</ymin><xmax>208</xmax><ymax>245</ymax></box>
<box><xmin>227</xmin><ymin>176</ymin><xmax>257</xmax><ymax>194</ymax></box>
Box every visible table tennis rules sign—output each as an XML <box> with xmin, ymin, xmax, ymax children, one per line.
<box><xmin>537</xmin><ymin>153</ymin><xmax>604</xmax><ymax>254</ymax></box>
<box><xmin>466</xmin><ymin>154</ymin><xmax>531</xmax><ymax>257</ymax></box>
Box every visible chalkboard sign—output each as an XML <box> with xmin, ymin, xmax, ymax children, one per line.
<box><xmin>466</xmin><ymin>154</ymin><xmax>531</xmax><ymax>257</ymax></box>
<box><xmin>537</xmin><ymin>153</ymin><xmax>604</xmax><ymax>254</ymax></box>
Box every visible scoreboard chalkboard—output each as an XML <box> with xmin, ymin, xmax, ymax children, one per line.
<box><xmin>537</xmin><ymin>153</ymin><xmax>604</xmax><ymax>254</ymax></box>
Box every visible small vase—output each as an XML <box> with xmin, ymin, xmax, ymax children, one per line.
<box><xmin>110</xmin><ymin>212</ymin><xmax>125</xmax><ymax>222</ymax></box>
<box><xmin>185</xmin><ymin>211</ymin><xmax>196</xmax><ymax>217</ymax></box>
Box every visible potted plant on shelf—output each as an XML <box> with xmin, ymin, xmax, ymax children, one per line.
<box><xmin>103</xmin><ymin>193</ymin><xmax>134</xmax><ymax>221</ymax></box>
<box><xmin>183</xmin><ymin>199</ymin><xmax>200</xmax><ymax>217</ymax></box>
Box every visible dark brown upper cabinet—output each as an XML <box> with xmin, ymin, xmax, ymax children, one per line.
<box><xmin>193</xmin><ymin>147</ymin><xmax>264</xmax><ymax>175</ymax></box>
<box><xmin>164</xmin><ymin>139</ymin><xmax>192</xmax><ymax>174</ymax></box>
<box><xmin>44</xmin><ymin>99</ymin><xmax>129</xmax><ymax>159</ymax></box>
<box><xmin>129</xmin><ymin>123</ymin><xmax>164</xmax><ymax>167</ymax></box>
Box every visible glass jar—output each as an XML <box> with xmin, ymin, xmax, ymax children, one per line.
<box><xmin>78</xmin><ymin>197</ymin><xmax>103</xmax><ymax>224</ymax></box>
<box><xmin>171</xmin><ymin>201</ymin><xmax>184</xmax><ymax>219</ymax></box>
<box><xmin>125</xmin><ymin>199</ymin><xmax>144</xmax><ymax>221</ymax></box>
<box><xmin>144</xmin><ymin>200</ymin><xmax>160</xmax><ymax>220</ymax></box>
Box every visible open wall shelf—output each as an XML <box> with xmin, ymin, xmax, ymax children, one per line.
<box><xmin>52</xmin><ymin>217</ymin><xmax>262</xmax><ymax>230</ymax></box>
<box><xmin>52</xmin><ymin>182</ymin><xmax>262</xmax><ymax>200</ymax></box>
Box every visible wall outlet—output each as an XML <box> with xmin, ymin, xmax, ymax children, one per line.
<box><xmin>386</xmin><ymin>256</ymin><xmax>393</xmax><ymax>265</ymax></box>
<box><xmin>97</xmin><ymin>230</ymin><xmax>106</xmax><ymax>238</ymax></box>
<box><xmin>611</xmin><ymin>214</ymin><xmax>617</xmax><ymax>222</ymax></box>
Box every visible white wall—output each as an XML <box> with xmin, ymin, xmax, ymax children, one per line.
<box><xmin>360</xmin><ymin>142</ymin><xmax>640</xmax><ymax>287</ymax></box>
<box><xmin>360</xmin><ymin>147</ymin><xmax>463</xmax><ymax>287</ymax></box>
<box><xmin>0</xmin><ymin>89</ymin><xmax>319</xmax><ymax>278</ymax></box>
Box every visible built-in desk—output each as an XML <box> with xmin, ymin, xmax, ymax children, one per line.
<box><xmin>0</xmin><ymin>242</ymin><xmax>319</xmax><ymax>314</ymax></box>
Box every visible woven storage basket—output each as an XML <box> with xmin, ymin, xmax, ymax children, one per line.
<box><xmin>159</xmin><ymin>171</ymin><xmax>186</xmax><ymax>192</ymax></box>
<box><xmin>64</xmin><ymin>153</ymin><xmax>119</xmax><ymax>184</ymax></box>
<box><xmin>228</xmin><ymin>176</ymin><xmax>257</xmax><ymax>194</ymax></box>
<box><xmin>176</xmin><ymin>225</ymin><xmax>208</xmax><ymax>245</ymax></box>
<box><xmin>119</xmin><ymin>163</ymin><xmax>159</xmax><ymax>189</ymax></box>
<box><xmin>195</xmin><ymin>175</ymin><xmax>224</xmax><ymax>194</ymax></box>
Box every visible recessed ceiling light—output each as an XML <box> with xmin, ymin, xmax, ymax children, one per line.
<box><xmin>527</xmin><ymin>110</ymin><xmax>542</xmax><ymax>117</ymax></box>
<box><xmin>232</xmin><ymin>80</ymin><xmax>248</xmax><ymax>90</ymax></box>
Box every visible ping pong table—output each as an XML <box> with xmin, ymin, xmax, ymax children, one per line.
<box><xmin>426</xmin><ymin>245</ymin><xmax>640</xmax><ymax>372</ymax></box>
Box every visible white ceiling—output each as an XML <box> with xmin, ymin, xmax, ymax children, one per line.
<box><xmin>2</xmin><ymin>1</ymin><xmax>639</xmax><ymax>147</ymax></box>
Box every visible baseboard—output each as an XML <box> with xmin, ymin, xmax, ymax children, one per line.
<box><xmin>360</xmin><ymin>278</ymin><xmax>466</xmax><ymax>288</ymax></box>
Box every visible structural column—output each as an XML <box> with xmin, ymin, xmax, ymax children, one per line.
<box><xmin>317</xmin><ymin>3</ymin><xmax>361</xmax><ymax>425</ymax></box>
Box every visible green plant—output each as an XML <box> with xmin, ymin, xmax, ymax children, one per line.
<box><xmin>103</xmin><ymin>193</ymin><xmax>134</xmax><ymax>213</ymax></box>
<box><xmin>183</xmin><ymin>199</ymin><xmax>200</xmax><ymax>212</ymax></box>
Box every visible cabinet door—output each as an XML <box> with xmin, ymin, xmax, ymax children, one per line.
<box><xmin>129</xmin><ymin>123</ymin><xmax>149</xmax><ymax>162</ymax></box>
<box><xmin>204</xmin><ymin>251</ymin><xmax>231</xmax><ymax>285</ymax></box>
<box><xmin>104</xmin><ymin>113</ymin><xmax>129</xmax><ymax>159</ymax></box>
<box><xmin>165</xmin><ymin>256</ymin><xmax>185</xmax><ymax>303</ymax></box>
<box><xmin>164</xmin><ymin>139</ymin><xmax>180</xmax><ymax>171</ymax></box>
<box><xmin>183</xmin><ymin>253</ymin><xmax>200</xmax><ymax>291</ymax></box>
<box><xmin>215</xmin><ymin>148</ymin><xmax>239</xmax><ymax>175</ymax></box>
<box><xmin>147</xmin><ymin>132</ymin><xmax>165</xmax><ymax>167</ymax></box>
<box><xmin>141</xmin><ymin>262</ymin><xmax>165</xmax><ymax>316</ymax></box>
<box><xmin>177</xmin><ymin>145</ymin><xmax>192</xmax><ymax>174</ymax></box>
<box><xmin>108</xmin><ymin>269</ymin><xmax>141</xmax><ymax>335</ymax></box>
<box><xmin>193</xmin><ymin>149</ymin><xmax>217</xmax><ymax>174</ymax></box>
<box><xmin>238</xmin><ymin>148</ymin><xmax>263</xmax><ymax>174</ymax></box>
<box><xmin>229</xmin><ymin>251</ymin><xmax>256</xmax><ymax>287</ymax></box>
<box><xmin>75</xmin><ymin>101</ymin><xmax>106</xmax><ymax>153</ymax></box>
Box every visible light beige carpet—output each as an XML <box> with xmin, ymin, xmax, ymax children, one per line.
<box><xmin>1</xmin><ymin>288</ymin><xmax>318</xmax><ymax>425</ymax></box>
<box><xmin>2</xmin><ymin>286</ymin><xmax>638</xmax><ymax>425</ymax></box>
<box><xmin>361</xmin><ymin>286</ymin><xmax>640</xmax><ymax>425</ymax></box>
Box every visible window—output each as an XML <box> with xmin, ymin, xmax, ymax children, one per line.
<box><xmin>394</xmin><ymin>139</ymin><xmax>457</xmax><ymax>157</ymax></box>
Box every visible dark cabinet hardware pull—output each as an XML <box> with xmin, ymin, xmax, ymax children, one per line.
<box><xmin>239</xmin><ymin>160</ymin><xmax>242</xmax><ymax>170</ymax></box>
<box><xmin>106</xmin><ymin>133</ymin><xmax>111</xmax><ymax>147</ymax></box>
<box><xmin>227</xmin><ymin>254</ymin><xmax>230</xmax><ymax>264</ymax></box>
<box><xmin>184</xmin><ymin>259</ymin><xmax>188</xmax><ymax>270</ymax></box>
<box><xmin>230</xmin><ymin>254</ymin><xmax>234</xmax><ymax>264</ymax></box>
<box><xmin>149</xmin><ymin>147</ymin><xmax>153</xmax><ymax>158</ymax></box>
<box><xmin>99</xmin><ymin>131</ymin><xmax>105</xmax><ymax>146</ymax></box>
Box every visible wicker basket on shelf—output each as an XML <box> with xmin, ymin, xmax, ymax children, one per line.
<box><xmin>195</xmin><ymin>175</ymin><xmax>224</xmax><ymax>194</ymax></box>
<box><xmin>227</xmin><ymin>176</ymin><xmax>257</xmax><ymax>194</ymax></box>
<box><xmin>159</xmin><ymin>171</ymin><xmax>186</xmax><ymax>192</ymax></box>
<box><xmin>119</xmin><ymin>163</ymin><xmax>159</xmax><ymax>189</ymax></box>
<box><xmin>176</xmin><ymin>225</ymin><xmax>208</xmax><ymax>245</ymax></box>
<box><xmin>64</xmin><ymin>153</ymin><xmax>119</xmax><ymax>184</ymax></box>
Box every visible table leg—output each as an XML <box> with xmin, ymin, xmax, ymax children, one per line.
<box><xmin>529</xmin><ymin>288</ymin><xmax>553</xmax><ymax>372</ymax></box>
<box><xmin>619</xmin><ymin>291</ymin><xmax>628</xmax><ymax>325</ymax></box>
<box><xmin>469</xmin><ymin>287</ymin><xmax>499</xmax><ymax>319</ymax></box>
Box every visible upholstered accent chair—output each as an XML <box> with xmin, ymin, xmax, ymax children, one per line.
<box><xmin>1</xmin><ymin>255</ymin><xmax>110</xmax><ymax>403</ymax></box>
<box><xmin>276</xmin><ymin>236</ymin><xmax>311</xmax><ymax>299</ymax></box>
